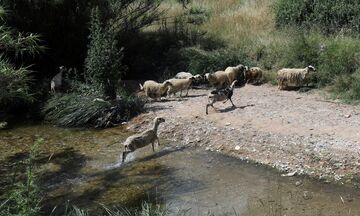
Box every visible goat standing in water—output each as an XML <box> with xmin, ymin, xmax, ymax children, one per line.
<box><xmin>206</xmin><ymin>80</ymin><xmax>237</xmax><ymax>115</ymax></box>
<box><xmin>122</xmin><ymin>117</ymin><xmax>165</xmax><ymax>163</ymax></box>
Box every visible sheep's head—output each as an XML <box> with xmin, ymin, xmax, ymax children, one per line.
<box><xmin>154</xmin><ymin>117</ymin><xmax>165</xmax><ymax>124</ymax></box>
<box><xmin>204</xmin><ymin>73</ymin><xmax>210</xmax><ymax>80</ymax></box>
<box><xmin>193</xmin><ymin>74</ymin><xmax>202</xmax><ymax>80</ymax></box>
<box><xmin>59</xmin><ymin>66</ymin><xmax>66</xmax><ymax>74</ymax></box>
<box><xmin>163</xmin><ymin>81</ymin><xmax>174</xmax><ymax>87</ymax></box>
<box><xmin>307</xmin><ymin>65</ymin><xmax>316</xmax><ymax>72</ymax></box>
<box><xmin>189</xmin><ymin>76</ymin><xmax>196</xmax><ymax>81</ymax></box>
<box><xmin>235</xmin><ymin>64</ymin><xmax>246</xmax><ymax>72</ymax></box>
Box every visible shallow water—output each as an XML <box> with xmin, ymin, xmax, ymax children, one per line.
<box><xmin>1</xmin><ymin>124</ymin><xmax>360</xmax><ymax>215</ymax></box>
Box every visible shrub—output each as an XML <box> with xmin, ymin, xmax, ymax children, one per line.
<box><xmin>331</xmin><ymin>69</ymin><xmax>360</xmax><ymax>102</ymax></box>
<box><xmin>280</xmin><ymin>32</ymin><xmax>322</xmax><ymax>68</ymax></box>
<box><xmin>185</xmin><ymin>6</ymin><xmax>210</xmax><ymax>25</ymax></box>
<box><xmin>179</xmin><ymin>47</ymin><xmax>253</xmax><ymax>74</ymax></box>
<box><xmin>85</xmin><ymin>8</ymin><xmax>126</xmax><ymax>100</ymax></box>
<box><xmin>274</xmin><ymin>0</ymin><xmax>360</xmax><ymax>34</ymax></box>
<box><xmin>0</xmin><ymin>139</ymin><xmax>42</xmax><ymax>216</ymax></box>
<box><xmin>43</xmin><ymin>92</ymin><xmax>144</xmax><ymax>128</ymax></box>
<box><xmin>317</xmin><ymin>36</ymin><xmax>360</xmax><ymax>86</ymax></box>
<box><xmin>262</xmin><ymin>70</ymin><xmax>278</xmax><ymax>85</ymax></box>
<box><xmin>0</xmin><ymin>59</ymin><xmax>33</xmax><ymax>109</ymax></box>
<box><xmin>0</xmin><ymin>6</ymin><xmax>43</xmax><ymax>121</ymax></box>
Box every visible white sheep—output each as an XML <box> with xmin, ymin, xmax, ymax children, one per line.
<box><xmin>50</xmin><ymin>66</ymin><xmax>66</xmax><ymax>93</ymax></box>
<box><xmin>122</xmin><ymin>117</ymin><xmax>165</xmax><ymax>162</ymax></box>
<box><xmin>206</xmin><ymin>80</ymin><xmax>238</xmax><ymax>115</ymax></box>
<box><xmin>224</xmin><ymin>64</ymin><xmax>246</xmax><ymax>85</ymax></box>
<box><xmin>166</xmin><ymin>77</ymin><xmax>195</xmax><ymax>97</ymax></box>
<box><xmin>207</xmin><ymin>70</ymin><xmax>229</xmax><ymax>89</ymax></box>
<box><xmin>244</xmin><ymin>67</ymin><xmax>263</xmax><ymax>84</ymax></box>
<box><xmin>139</xmin><ymin>80</ymin><xmax>173</xmax><ymax>100</ymax></box>
<box><xmin>175</xmin><ymin>72</ymin><xmax>193</xmax><ymax>79</ymax></box>
<box><xmin>277</xmin><ymin>65</ymin><xmax>316</xmax><ymax>90</ymax></box>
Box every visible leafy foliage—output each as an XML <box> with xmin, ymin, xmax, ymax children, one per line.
<box><xmin>43</xmin><ymin>92</ymin><xmax>144</xmax><ymax>128</ymax></box>
<box><xmin>85</xmin><ymin>8</ymin><xmax>126</xmax><ymax>99</ymax></box>
<box><xmin>274</xmin><ymin>0</ymin><xmax>360</xmax><ymax>34</ymax></box>
<box><xmin>0</xmin><ymin>58</ymin><xmax>33</xmax><ymax>107</ymax></box>
<box><xmin>0</xmin><ymin>139</ymin><xmax>42</xmax><ymax>216</ymax></box>
<box><xmin>179</xmin><ymin>47</ymin><xmax>253</xmax><ymax>74</ymax></box>
<box><xmin>0</xmin><ymin>6</ymin><xmax>42</xmax><ymax>121</ymax></box>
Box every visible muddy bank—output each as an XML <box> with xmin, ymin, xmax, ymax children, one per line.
<box><xmin>128</xmin><ymin>84</ymin><xmax>360</xmax><ymax>187</ymax></box>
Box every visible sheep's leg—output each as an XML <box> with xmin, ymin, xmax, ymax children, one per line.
<box><xmin>152</xmin><ymin>141</ymin><xmax>155</xmax><ymax>152</ymax></box>
<box><xmin>206</xmin><ymin>104</ymin><xmax>210</xmax><ymax>115</ymax></box>
<box><xmin>180</xmin><ymin>89</ymin><xmax>183</xmax><ymax>97</ymax></box>
<box><xmin>157</xmin><ymin>137</ymin><xmax>161</xmax><ymax>146</ymax></box>
<box><xmin>230</xmin><ymin>98</ymin><xmax>235</xmax><ymax>107</ymax></box>
<box><xmin>122</xmin><ymin>151</ymin><xmax>129</xmax><ymax>163</ymax></box>
<box><xmin>186</xmin><ymin>88</ymin><xmax>189</xmax><ymax>96</ymax></box>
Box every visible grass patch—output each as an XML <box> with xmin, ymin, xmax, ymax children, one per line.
<box><xmin>43</xmin><ymin>92</ymin><xmax>144</xmax><ymax>128</ymax></box>
<box><xmin>160</xmin><ymin>0</ymin><xmax>360</xmax><ymax>102</ymax></box>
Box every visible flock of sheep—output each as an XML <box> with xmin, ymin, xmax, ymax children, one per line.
<box><xmin>122</xmin><ymin>64</ymin><xmax>317</xmax><ymax>162</ymax></box>
<box><xmin>137</xmin><ymin>64</ymin><xmax>316</xmax><ymax>110</ymax></box>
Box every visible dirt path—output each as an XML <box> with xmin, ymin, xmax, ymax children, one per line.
<box><xmin>128</xmin><ymin>84</ymin><xmax>360</xmax><ymax>186</ymax></box>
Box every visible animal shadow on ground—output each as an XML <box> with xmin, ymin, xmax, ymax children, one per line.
<box><xmin>146</xmin><ymin>105</ymin><xmax>172</xmax><ymax>112</ymax></box>
<box><xmin>218</xmin><ymin>104</ymin><xmax>255</xmax><ymax>113</ymax></box>
<box><xmin>184</xmin><ymin>93</ymin><xmax>207</xmax><ymax>98</ymax></box>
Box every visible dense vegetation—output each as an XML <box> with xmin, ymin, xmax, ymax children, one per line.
<box><xmin>274</xmin><ymin>0</ymin><xmax>360</xmax><ymax>34</ymax></box>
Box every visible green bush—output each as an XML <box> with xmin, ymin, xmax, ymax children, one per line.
<box><xmin>317</xmin><ymin>36</ymin><xmax>360</xmax><ymax>86</ymax></box>
<box><xmin>185</xmin><ymin>6</ymin><xmax>210</xmax><ymax>25</ymax></box>
<box><xmin>43</xmin><ymin>92</ymin><xmax>144</xmax><ymax>128</ymax></box>
<box><xmin>274</xmin><ymin>0</ymin><xmax>360</xmax><ymax>34</ymax></box>
<box><xmin>180</xmin><ymin>47</ymin><xmax>253</xmax><ymax>74</ymax></box>
<box><xmin>280</xmin><ymin>32</ymin><xmax>322</xmax><ymax>68</ymax></box>
<box><xmin>85</xmin><ymin>8</ymin><xmax>126</xmax><ymax>100</ymax></box>
<box><xmin>0</xmin><ymin>139</ymin><xmax>42</xmax><ymax>216</ymax></box>
<box><xmin>0</xmin><ymin>6</ymin><xmax>43</xmax><ymax>121</ymax></box>
<box><xmin>0</xmin><ymin>59</ymin><xmax>33</xmax><ymax>108</ymax></box>
<box><xmin>331</xmin><ymin>69</ymin><xmax>360</xmax><ymax>102</ymax></box>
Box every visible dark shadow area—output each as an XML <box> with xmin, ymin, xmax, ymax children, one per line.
<box><xmin>146</xmin><ymin>105</ymin><xmax>173</xmax><ymax>112</ymax></box>
<box><xmin>219</xmin><ymin>106</ymin><xmax>238</xmax><ymax>113</ymax></box>
<box><xmin>237</xmin><ymin>104</ymin><xmax>256</xmax><ymax>109</ymax></box>
<box><xmin>184</xmin><ymin>93</ymin><xmax>207</xmax><ymax>98</ymax></box>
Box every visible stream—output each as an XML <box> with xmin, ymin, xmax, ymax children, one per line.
<box><xmin>1</xmin><ymin>124</ymin><xmax>359</xmax><ymax>215</ymax></box>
